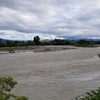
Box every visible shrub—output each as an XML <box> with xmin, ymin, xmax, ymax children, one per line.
<box><xmin>98</xmin><ymin>54</ymin><xmax>100</xmax><ymax>57</ymax></box>
<box><xmin>0</xmin><ymin>76</ymin><xmax>28</xmax><ymax>100</ymax></box>
<box><xmin>75</xmin><ymin>87</ymin><xmax>100</xmax><ymax>100</ymax></box>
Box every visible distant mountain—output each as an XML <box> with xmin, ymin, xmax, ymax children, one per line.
<box><xmin>65</xmin><ymin>38</ymin><xmax>100</xmax><ymax>42</ymax></box>
<box><xmin>0</xmin><ymin>38</ymin><xmax>10</xmax><ymax>42</ymax></box>
<box><xmin>0</xmin><ymin>38</ymin><xmax>30</xmax><ymax>42</ymax></box>
<box><xmin>0</xmin><ymin>38</ymin><xmax>100</xmax><ymax>43</ymax></box>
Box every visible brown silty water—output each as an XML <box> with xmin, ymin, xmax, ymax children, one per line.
<box><xmin>0</xmin><ymin>47</ymin><xmax>100</xmax><ymax>100</ymax></box>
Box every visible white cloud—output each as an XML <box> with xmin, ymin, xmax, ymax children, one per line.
<box><xmin>0</xmin><ymin>0</ymin><xmax>100</xmax><ymax>40</ymax></box>
<box><xmin>0</xmin><ymin>30</ymin><xmax>60</xmax><ymax>40</ymax></box>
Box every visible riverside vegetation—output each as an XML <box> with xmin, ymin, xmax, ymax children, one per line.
<box><xmin>98</xmin><ymin>54</ymin><xmax>100</xmax><ymax>57</ymax></box>
<box><xmin>0</xmin><ymin>76</ymin><xmax>28</xmax><ymax>100</ymax></box>
<box><xmin>0</xmin><ymin>38</ymin><xmax>99</xmax><ymax>52</ymax></box>
<box><xmin>0</xmin><ymin>36</ymin><xmax>100</xmax><ymax>49</ymax></box>
<box><xmin>75</xmin><ymin>87</ymin><xmax>100</xmax><ymax>100</ymax></box>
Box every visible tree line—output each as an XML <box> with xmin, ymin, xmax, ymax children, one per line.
<box><xmin>0</xmin><ymin>36</ymin><xmax>100</xmax><ymax>47</ymax></box>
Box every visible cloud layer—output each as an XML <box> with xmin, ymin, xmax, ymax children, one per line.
<box><xmin>0</xmin><ymin>0</ymin><xmax>100</xmax><ymax>40</ymax></box>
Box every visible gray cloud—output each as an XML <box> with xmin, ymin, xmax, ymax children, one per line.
<box><xmin>0</xmin><ymin>0</ymin><xmax>100</xmax><ymax>40</ymax></box>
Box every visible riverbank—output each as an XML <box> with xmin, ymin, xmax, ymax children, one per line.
<box><xmin>0</xmin><ymin>45</ymin><xmax>76</xmax><ymax>54</ymax></box>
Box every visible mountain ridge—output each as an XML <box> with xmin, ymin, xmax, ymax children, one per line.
<box><xmin>0</xmin><ymin>38</ymin><xmax>100</xmax><ymax>42</ymax></box>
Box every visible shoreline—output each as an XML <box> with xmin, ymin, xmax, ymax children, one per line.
<box><xmin>0</xmin><ymin>45</ymin><xmax>77</xmax><ymax>54</ymax></box>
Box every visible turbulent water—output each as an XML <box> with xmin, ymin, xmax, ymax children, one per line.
<box><xmin>0</xmin><ymin>47</ymin><xmax>100</xmax><ymax>100</ymax></box>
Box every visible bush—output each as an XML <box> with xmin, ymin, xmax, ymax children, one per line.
<box><xmin>0</xmin><ymin>76</ymin><xmax>28</xmax><ymax>100</ymax></box>
<box><xmin>98</xmin><ymin>54</ymin><xmax>100</xmax><ymax>57</ymax></box>
<box><xmin>75</xmin><ymin>87</ymin><xmax>100</xmax><ymax>100</ymax></box>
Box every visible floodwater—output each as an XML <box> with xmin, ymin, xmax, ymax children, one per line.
<box><xmin>0</xmin><ymin>47</ymin><xmax>100</xmax><ymax>100</ymax></box>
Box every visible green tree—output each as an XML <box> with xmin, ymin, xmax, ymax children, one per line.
<box><xmin>0</xmin><ymin>42</ymin><xmax>6</xmax><ymax>47</ymax></box>
<box><xmin>0</xmin><ymin>76</ymin><xmax>28</xmax><ymax>100</ymax></box>
<box><xmin>34</xmin><ymin>36</ymin><xmax>40</xmax><ymax>45</ymax></box>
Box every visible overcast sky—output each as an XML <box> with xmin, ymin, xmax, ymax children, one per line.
<box><xmin>0</xmin><ymin>0</ymin><xmax>100</xmax><ymax>40</ymax></box>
